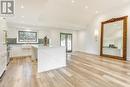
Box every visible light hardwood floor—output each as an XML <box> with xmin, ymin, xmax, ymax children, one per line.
<box><xmin>1</xmin><ymin>52</ymin><xmax>130</xmax><ymax>87</ymax></box>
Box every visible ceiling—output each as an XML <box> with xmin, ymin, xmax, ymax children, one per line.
<box><xmin>6</xmin><ymin>0</ymin><xmax>130</xmax><ymax>30</ymax></box>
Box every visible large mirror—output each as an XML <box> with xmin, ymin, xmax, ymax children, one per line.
<box><xmin>100</xmin><ymin>16</ymin><xmax>128</xmax><ymax>60</ymax></box>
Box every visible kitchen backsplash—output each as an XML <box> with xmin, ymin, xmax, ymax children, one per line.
<box><xmin>7</xmin><ymin>38</ymin><xmax>44</xmax><ymax>44</ymax></box>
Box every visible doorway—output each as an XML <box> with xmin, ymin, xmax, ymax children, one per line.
<box><xmin>60</xmin><ymin>33</ymin><xmax>72</xmax><ymax>52</ymax></box>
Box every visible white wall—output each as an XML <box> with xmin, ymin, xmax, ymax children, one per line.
<box><xmin>78</xmin><ymin>5</ymin><xmax>130</xmax><ymax>60</ymax></box>
<box><xmin>7</xmin><ymin>27</ymin><xmax>78</xmax><ymax>51</ymax></box>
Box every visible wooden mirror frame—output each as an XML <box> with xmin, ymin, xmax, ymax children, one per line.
<box><xmin>100</xmin><ymin>16</ymin><xmax>128</xmax><ymax>60</ymax></box>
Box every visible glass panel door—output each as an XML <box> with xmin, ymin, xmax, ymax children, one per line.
<box><xmin>60</xmin><ymin>34</ymin><xmax>66</xmax><ymax>47</ymax></box>
<box><xmin>67</xmin><ymin>34</ymin><xmax>72</xmax><ymax>52</ymax></box>
<box><xmin>60</xmin><ymin>33</ymin><xmax>72</xmax><ymax>52</ymax></box>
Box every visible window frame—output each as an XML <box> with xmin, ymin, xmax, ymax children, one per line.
<box><xmin>17</xmin><ymin>31</ymin><xmax>38</xmax><ymax>43</ymax></box>
<box><xmin>60</xmin><ymin>33</ymin><xmax>72</xmax><ymax>52</ymax></box>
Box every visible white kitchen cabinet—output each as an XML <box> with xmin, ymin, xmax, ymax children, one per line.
<box><xmin>0</xmin><ymin>18</ymin><xmax>7</xmax><ymax>78</ymax></box>
<box><xmin>9</xmin><ymin>45</ymin><xmax>32</xmax><ymax>58</ymax></box>
<box><xmin>0</xmin><ymin>46</ymin><xmax>7</xmax><ymax>77</ymax></box>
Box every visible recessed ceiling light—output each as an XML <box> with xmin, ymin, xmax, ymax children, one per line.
<box><xmin>21</xmin><ymin>16</ymin><xmax>24</xmax><ymax>18</ymax></box>
<box><xmin>21</xmin><ymin>5</ymin><xmax>24</xmax><ymax>8</ymax></box>
<box><xmin>72</xmin><ymin>0</ymin><xmax>75</xmax><ymax>3</ymax></box>
<box><xmin>85</xmin><ymin>6</ymin><xmax>88</xmax><ymax>9</ymax></box>
<box><xmin>96</xmin><ymin>11</ymin><xmax>99</xmax><ymax>14</ymax></box>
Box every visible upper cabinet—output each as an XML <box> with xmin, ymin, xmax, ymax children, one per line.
<box><xmin>0</xmin><ymin>18</ymin><xmax>8</xmax><ymax>45</ymax></box>
<box><xmin>0</xmin><ymin>18</ymin><xmax>7</xmax><ymax>30</ymax></box>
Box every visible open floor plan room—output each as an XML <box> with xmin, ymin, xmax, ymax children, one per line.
<box><xmin>0</xmin><ymin>0</ymin><xmax>130</xmax><ymax>87</ymax></box>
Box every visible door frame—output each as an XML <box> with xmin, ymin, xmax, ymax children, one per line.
<box><xmin>60</xmin><ymin>33</ymin><xmax>72</xmax><ymax>52</ymax></box>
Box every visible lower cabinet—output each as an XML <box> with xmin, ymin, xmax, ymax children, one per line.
<box><xmin>9</xmin><ymin>45</ymin><xmax>32</xmax><ymax>58</ymax></box>
<box><xmin>0</xmin><ymin>46</ymin><xmax>7</xmax><ymax>78</ymax></box>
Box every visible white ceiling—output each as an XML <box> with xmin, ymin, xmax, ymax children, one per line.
<box><xmin>6</xmin><ymin>0</ymin><xmax>130</xmax><ymax>30</ymax></box>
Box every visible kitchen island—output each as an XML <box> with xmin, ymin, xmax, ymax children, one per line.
<box><xmin>32</xmin><ymin>46</ymin><xmax>66</xmax><ymax>73</ymax></box>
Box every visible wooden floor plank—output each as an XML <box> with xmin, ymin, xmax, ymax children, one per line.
<box><xmin>1</xmin><ymin>52</ymin><xmax>130</xmax><ymax>87</ymax></box>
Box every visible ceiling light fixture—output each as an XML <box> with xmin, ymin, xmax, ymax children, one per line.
<box><xmin>21</xmin><ymin>16</ymin><xmax>24</xmax><ymax>18</ymax></box>
<box><xmin>21</xmin><ymin>5</ymin><xmax>24</xmax><ymax>8</ymax></box>
<box><xmin>96</xmin><ymin>11</ymin><xmax>99</xmax><ymax>14</ymax></box>
<box><xmin>85</xmin><ymin>6</ymin><xmax>88</xmax><ymax>9</ymax></box>
<box><xmin>72</xmin><ymin>0</ymin><xmax>75</xmax><ymax>3</ymax></box>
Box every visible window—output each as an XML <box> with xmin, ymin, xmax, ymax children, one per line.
<box><xmin>18</xmin><ymin>31</ymin><xmax>38</xmax><ymax>43</ymax></box>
